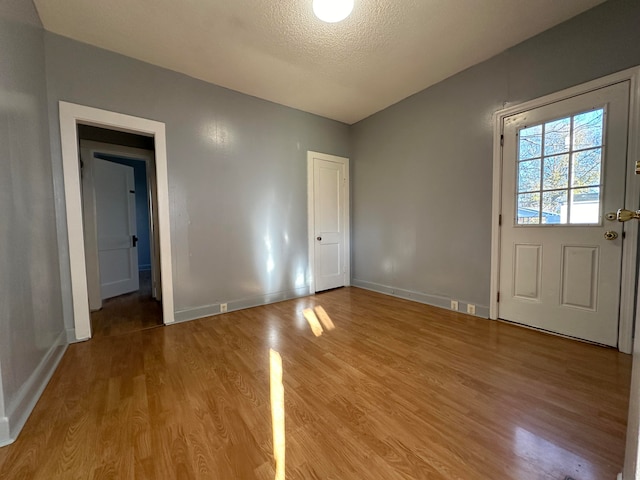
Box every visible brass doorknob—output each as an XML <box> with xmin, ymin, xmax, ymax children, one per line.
<box><xmin>617</xmin><ymin>208</ymin><xmax>640</xmax><ymax>222</ymax></box>
<box><xmin>604</xmin><ymin>231</ymin><xmax>618</xmax><ymax>240</ymax></box>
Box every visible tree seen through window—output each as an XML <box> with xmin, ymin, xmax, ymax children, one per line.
<box><xmin>516</xmin><ymin>108</ymin><xmax>603</xmax><ymax>225</ymax></box>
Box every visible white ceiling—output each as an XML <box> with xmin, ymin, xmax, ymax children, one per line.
<box><xmin>33</xmin><ymin>0</ymin><xmax>606</xmax><ymax>124</ymax></box>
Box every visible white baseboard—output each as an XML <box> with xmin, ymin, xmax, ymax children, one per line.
<box><xmin>0</xmin><ymin>330</ymin><xmax>67</xmax><ymax>446</ymax></box>
<box><xmin>174</xmin><ymin>286</ymin><xmax>312</xmax><ymax>323</ymax></box>
<box><xmin>617</xmin><ymin>473</ymin><xmax>622</xmax><ymax>480</ymax></box>
<box><xmin>0</xmin><ymin>416</ymin><xmax>10</xmax><ymax>447</ymax></box>
<box><xmin>351</xmin><ymin>279</ymin><xmax>490</xmax><ymax>318</ymax></box>
<box><xmin>66</xmin><ymin>327</ymin><xmax>77</xmax><ymax>343</ymax></box>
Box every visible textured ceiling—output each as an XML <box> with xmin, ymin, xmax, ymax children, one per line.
<box><xmin>33</xmin><ymin>0</ymin><xmax>606</xmax><ymax>124</ymax></box>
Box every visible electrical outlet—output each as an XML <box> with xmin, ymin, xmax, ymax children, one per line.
<box><xmin>450</xmin><ymin>300</ymin><xmax>458</xmax><ymax>311</ymax></box>
<box><xmin>220</xmin><ymin>303</ymin><xmax>228</xmax><ymax>313</ymax></box>
<box><xmin>467</xmin><ymin>304</ymin><xmax>476</xmax><ymax>315</ymax></box>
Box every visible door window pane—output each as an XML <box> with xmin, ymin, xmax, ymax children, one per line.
<box><xmin>543</xmin><ymin>154</ymin><xmax>569</xmax><ymax>190</ymax></box>
<box><xmin>515</xmin><ymin>107</ymin><xmax>604</xmax><ymax>225</ymax></box>
<box><xmin>572</xmin><ymin>148</ymin><xmax>601</xmax><ymax>188</ymax></box>
<box><xmin>519</xmin><ymin>125</ymin><xmax>542</xmax><ymax>160</ymax></box>
<box><xmin>518</xmin><ymin>193</ymin><xmax>540</xmax><ymax>224</ymax></box>
<box><xmin>519</xmin><ymin>159</ymin><xmax>541</xmax><ymax>192</ymax></box>
<box><xmin>570</xmin><ymin>187</ymin><xmax>600</xmax><ymax>224</ymax></box>
<box><xmin>573</xmin><ymin>110</ymin><xmax>604</xmax><ymax>150</ymax></box>
<box><xmin>541</xmin><ymin>190</ymin><xmax>567</xmax><ymax>224</ymax></box>
<box><xmin>544</xmin><ymin>117</ymin><xmax>570</xmax><ymax>156</ymax></box>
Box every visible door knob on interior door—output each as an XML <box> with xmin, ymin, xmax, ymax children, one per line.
<box><xmin>316</xmin><ymin>236</ymin><xmax>322</xmax><ymax>241</ymax></box>
<box><xmin>616</xmin><ymin>208</ymin><xmax>640</xmax><ymax>222</ymax></box>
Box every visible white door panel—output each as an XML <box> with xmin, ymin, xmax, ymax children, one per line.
<box><xmin>311</xmin><ymin>153</ymin><xmax>348</xmax><ymax>292</ymax></box>
<box><xmin>512</xmin><ymin>243</ymin><xmax>541</xmax><ymax>300</ymax></box>
<box><xmin>94</xmin><ymin>158</ymin><xmax>139</xmax><ymax>299</ymax></box>
<box><xmin>499</xmin><ymin>82</ymin><xmax>629</xmax><ymax>346</ymax></box>
<box><xmin>560</xmin><ymin>245</ymin><xmax>599</xmax><ymax>310</ymax></box>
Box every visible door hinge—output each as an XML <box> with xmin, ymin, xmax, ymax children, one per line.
<box><xmin>498</xmin><ymin>214</ymin><xmax>502</xmax><ymax>226</ymax></box>
<box><xmin>497</xmin><ymin>292</ymin><xmax>500</xmax><ymax>303</ymax></box>
<box><xmin>500</xmin><ymin>134</ymin><xmax>504</xmax><ymax>147</ymax></box>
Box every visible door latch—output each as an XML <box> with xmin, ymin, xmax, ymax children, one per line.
<box><xmin>132</xmin><ymin>235</ymin><xmax>138</xmax><ymax>247</ymax></box>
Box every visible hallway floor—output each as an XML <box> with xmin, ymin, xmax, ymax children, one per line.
<box><xmin>90</xmin><ymin>270</ymin><xmax>163</xmax><ymax>338</ymax></box>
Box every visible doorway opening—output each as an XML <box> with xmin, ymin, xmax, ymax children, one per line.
<box><xmin>59</xmin><ymin>102</ymin><xmax>174</xmax><ymax>341</ymax></box>
<box><xmin>78</xmin><ymin>125</ymin><xmax>163</xmax><ymax>337</ymax></box>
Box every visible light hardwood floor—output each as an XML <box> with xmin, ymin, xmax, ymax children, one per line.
<box><xmin>0</xmin><ymin>287</ymin><xmax>631</xmax><ymax>479</ymax></box>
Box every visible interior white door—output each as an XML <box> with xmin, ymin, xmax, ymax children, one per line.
<box><xmin>312</xmin><ymin>154</ymin><xmax>348</xmax><ymax>292</ymax></box>
<box><xmin>499</xmin><ymin>81</ymin><xmax>629</xmax><ymax>346</ymax></box>
<box><xmin>94</xmin><ymin>158</ymin><xmax>139</xmax><ymax>299</ymax></box>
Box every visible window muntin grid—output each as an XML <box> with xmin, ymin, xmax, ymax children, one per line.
<box><xmin>516</xmin><ymin>108</ymin><xmax>604</xmax><ymax>225</ymax></box>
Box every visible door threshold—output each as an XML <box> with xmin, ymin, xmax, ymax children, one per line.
<box><xmin>497</xmin><ymin>318</ymin><xmax>616</xmax><ymax>350</ymax></box>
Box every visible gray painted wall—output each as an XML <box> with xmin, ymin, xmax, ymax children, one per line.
<box><xmin>0</xmin><ymin>0</ymin><xmax>65</xmax><ymax>442</ymax></box>
<box><xmin>43</xmin><ymin>33</ymin><xmax>350</xmax><ymax>325</ymax></box>
<box><xmin>350</xmin><ymin>0</ymin><xmax>640</xmax><ymax>314</ymax></box>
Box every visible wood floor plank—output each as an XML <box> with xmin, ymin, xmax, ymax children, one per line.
<box><xmin>0</xmin><ymin>287</ymin><xmax>632</xmax><ymax>479</ymax></box>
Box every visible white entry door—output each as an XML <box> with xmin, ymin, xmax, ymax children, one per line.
<box><xmin>498</xmin><ymin>82</ymin><xmax>630</xmax><ymax>346</ymax></box>
<box><xmin>94</xmin><ymin>158</ymin><xmax>140</xmax><ymax>299</ymax></box>
<box><xmin>309</xmin><ymin>152</ymin><xmax>350</xmax><ymax>292</ymax></box>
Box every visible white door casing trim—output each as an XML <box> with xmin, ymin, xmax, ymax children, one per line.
<box><xmin>59</xmin><ymin>101</ymin><xmax>175</xmax><ymax>340</ymax></box>
<box><xmin>307</xmin><ymin>151</ymin><xmax>350</xmax><ymax>294</ymax></box>
<box><xmin>490</xmin><ymin>66</ymin><xmax>640</xmax><ymax>354</ymax></box>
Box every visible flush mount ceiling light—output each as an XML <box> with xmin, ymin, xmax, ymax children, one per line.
<box><xmin>312</xmin><ymin>0</ymin><xmax>354</xmax><ymax>23</ymax></box>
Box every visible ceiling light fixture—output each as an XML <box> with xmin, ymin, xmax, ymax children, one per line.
<box><xmin>312</xmin><ymin>0</ymin><xmax>354</xmax><ymax>23</ymax></box>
